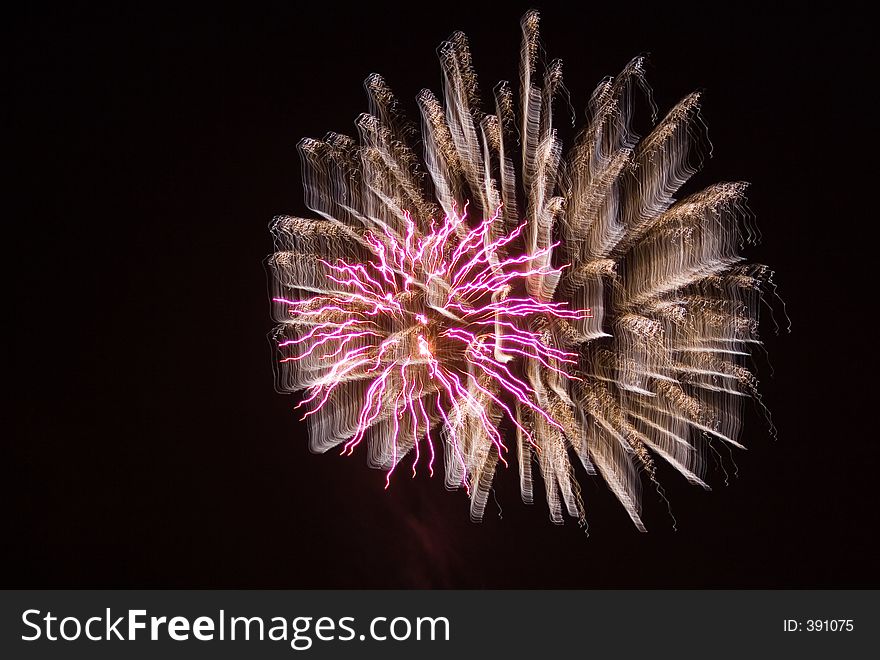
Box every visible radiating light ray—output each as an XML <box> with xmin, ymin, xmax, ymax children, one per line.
<box><xmin>274</xmin><ymin>204</ymin><xmax>589</xmax><ymax>495</ymax></box>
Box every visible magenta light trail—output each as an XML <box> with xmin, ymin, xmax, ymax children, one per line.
<box><xmin>274</xmin><ymin>205</ymin><xmax>592</xmax><ymax>491</ymax></box>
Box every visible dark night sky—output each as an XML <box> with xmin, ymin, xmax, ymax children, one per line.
<box><xmin>6</xmin><ymin>2</ymin><xmax>876</xmax><ymax>587</ymax></box>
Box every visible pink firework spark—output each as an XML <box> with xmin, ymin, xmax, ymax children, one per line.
<box><xmin>273</xmin><ymin>204</ymin><xmax>591</xmax><ymax>490</ymax></box>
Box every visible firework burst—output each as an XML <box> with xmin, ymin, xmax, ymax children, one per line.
<box><xmin>269</xmin><ymin>11</ymin><xmax>771</xmax><ymax>527</ymax></box>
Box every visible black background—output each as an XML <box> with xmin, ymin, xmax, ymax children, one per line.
<box><xmin>7</xmin><ymin>1</ymin><xmax>875</xmax><ymax>587</ymax></box>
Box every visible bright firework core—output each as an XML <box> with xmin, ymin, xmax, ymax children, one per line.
<box><xmin>273</xmin><ymin>204</ymin><xmax>592</xmax><ymax>490</ymax></box>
